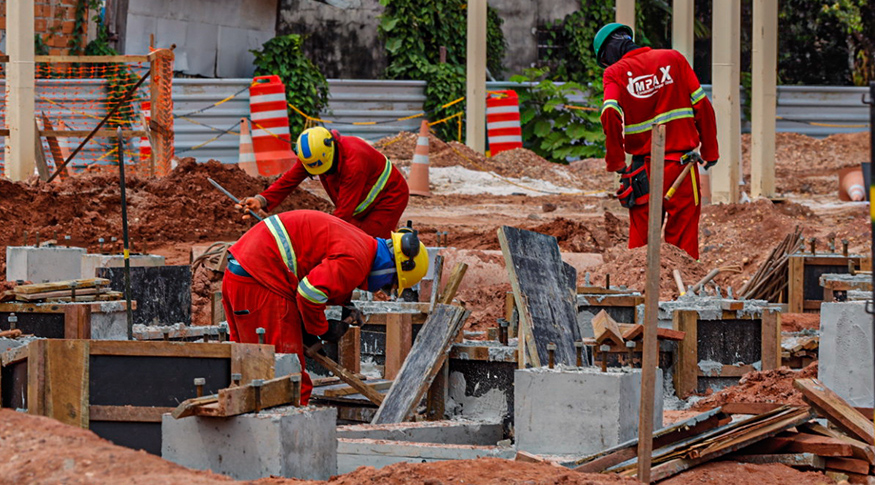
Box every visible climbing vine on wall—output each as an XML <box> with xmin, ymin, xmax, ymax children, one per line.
<box><xmin>378</xmin><ymin>0</ymin><xmax>507</xmax><ymax>141</ymax></box>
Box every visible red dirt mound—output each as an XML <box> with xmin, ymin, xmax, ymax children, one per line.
<box><xmin>691</xmin><ymin>362</ymin><xmax>818</xmax><ymax>411</ymax></box>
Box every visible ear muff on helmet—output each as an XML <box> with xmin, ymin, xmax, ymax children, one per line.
<box><xmin>296</xmin><ymin>127</ymin><xmax>335</xmax><ymax>175</ymax></box>
<box><xmin>390</xmin><ymin>223</ymin><xmax>429</xmax><ymax>293</ymax></box>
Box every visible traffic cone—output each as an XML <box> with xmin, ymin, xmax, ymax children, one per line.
<box><xmin>839</xmin><ymin>166</ymin><xmax>866</xmax><ymax>201</ymax></box>
<box><xmin>408</xmin><ymin>120</ymin><xmax>431</xmax><ymax>197</ymax></box>
<box><xmin>238</xmin><ymin>118</ymin><xmax>259</xmax><ymax>177</ymax></box>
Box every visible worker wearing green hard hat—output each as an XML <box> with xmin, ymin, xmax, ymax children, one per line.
<box><xmin>592</xmin><ymin>21</ymin><xmax>719</xmax><ymax>261</ymax></box>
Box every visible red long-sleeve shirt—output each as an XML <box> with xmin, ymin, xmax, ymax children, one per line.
<box><xmin>600</xmin><ymin>47</ymin><xmax>719</xmax><ymax>172</ymax></box>
<box><xmin>259</xmin><ymin>131</ymin><xmax>409</xmax><ymax>223</ymax></box>
<box><xmin>228</xmin><ymin>210</ymin><xmax>377</xmax><ymax>336</ymax></box>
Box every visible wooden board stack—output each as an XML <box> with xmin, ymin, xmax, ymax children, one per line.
<box><xmin>0</xmin><ymin>278</ymin><xmax>123</xmax><ymax>303</ymax></box>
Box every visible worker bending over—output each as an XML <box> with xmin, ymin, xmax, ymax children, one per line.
<box><xmin>239</xmin><ymin>127</ymin><xmax>409</xmax><ymax>238</ymax></box>
<box><xmin>221</xmin><ymin>210</ymin><xmax>428</xmax><ymax>404</ymax></box>
<box><xmin>594</xmin><ymin>23</ymin><xmax>719</xmax><ymax>259</ymax></box>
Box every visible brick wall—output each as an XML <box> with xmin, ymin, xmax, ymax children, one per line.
<box><xmin>0</xmin><ymin>0</ymin><xmax>87</xmax><ymax>55</ymax></box>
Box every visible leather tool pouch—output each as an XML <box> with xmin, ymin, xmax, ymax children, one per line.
<box><xmin>617</xmin><ymin>155</ymin><xmax>649</xmax><ymax>208</ymax></box>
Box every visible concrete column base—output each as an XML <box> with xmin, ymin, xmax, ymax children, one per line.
<box><xmin>6</xmin><ymin>246</ymin><xmax>86</xmax><ymax>282</ymax></box>
<box><xmin>819</xmin><ymin>301</ymin><xmax>874</xmax><ymax>407</ymax></box>
<box><xmin>514</xmin><ymin>367</ymin><xmax>663</xmax><ymax>456</ymax></box>
<box><xmin>161</xmin><ymin>406</ymin><xmax>337</xmax><ymax>480</ymax></box>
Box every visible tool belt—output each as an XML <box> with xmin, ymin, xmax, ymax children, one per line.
<box><xmin>617</xmin><ymin>155</ymin><xmax>649</xmax><ymax>209</ymax></box>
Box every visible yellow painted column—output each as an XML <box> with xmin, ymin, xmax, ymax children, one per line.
<box><xmin>465</xmin><ymin>0</ymin><xmax>487</xmax><ymax>154</ymax></box>
<box><xmin>710</xmin><ymin>0</ymin><xmax>741</xmax><ymax>204</ymax></box>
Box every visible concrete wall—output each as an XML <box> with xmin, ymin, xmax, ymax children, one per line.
<box><xmin>276</xmin><ymin>0</ymin><xmax>580</xmax><ymax>80</ymax></box>
<box><xmin>819</xmin><ymin>301</ymin><xmax>875</xmax><ymax>407</ymax></box>
<box><xmin>490</xmin><ymin>0</ymin><xmax>580</xmax><ymax>76</ymax></box>
<box><xmin>277</xmin><ymin>0</ymin><xmax>386</xmax><ymax>79</ymax></box>
<box><xmin>123</xmin><ymin>0</ymin><xmax>277</xmax><ymax>77</ymax></box>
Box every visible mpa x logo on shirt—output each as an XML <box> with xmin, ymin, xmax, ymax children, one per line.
<box><xmin>626</xmin><ymin>65</ymin><xmax>674</xmax><ymax>99</ymax></box>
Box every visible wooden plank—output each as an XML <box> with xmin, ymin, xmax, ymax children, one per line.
<box><xmin>788</xmin><ymin>256</ymin><xmax>805</xmax><ymax>313</ymax></box>
<box><xmin>64</xmin><ymin>304</ymin><xmax>92</xmax><ymax>339</ymax></box>
<box><xmin>385</xmin><ymin>313</ymin><xmax>413</xmax><ymax>380</ymax></box>
<box><xmin>210</xmin><ymin>291</ymin><xmax>225</xmax><ymax>325</ymax></box>
<box><xmin>770</xmin><ymin>433</ymin><xmax>855</xmax><ymax>456</ymax></box>
<box><xmin>323</xmin><ymin>380</ymin><xmax>392</xmax><ymax>398</ymax></box>
<box><xmin>14</xmin><ymin>278</ymin><xmax>110</xmax><ymax>295</ymax></box>
<box><xmin>425</xmin><ymin>360</ymin><xmax>448</xmax><ymax>421</ymax></box>
<box><xmin>721</xmin><ymin>402</ymin><xmax>784</xmax><ymax>415</ymax></box>
<box><xmin>674</xmin><ymin>310</ymin><xmax>698</xmax><ymax>399</ymax></box>
<box><xmin>34</xmin><ymin>121</ymin><xmax>50</xmax><ymax>182</ymax></box>
<box><xmin>734</xmin><ymin>453</ymin><xmax>825</xmax><ymax>469</ymax></box>
<box><xmin>90</xmin><ymin>405</ymin><xmax>174</xmax><ymax>423</ymax></box>
<box><xmin>306</xmin><ymin>346</ymin><xmax>384</xmax><ymax>407</ymax></box>
<box><xmin>760</xmin><ymin>309</ymin><xmax>781</xmax><ymax>370</ymax></box>
<box><xmin>592</xmin><ymin>310</ymin><xmax>624</xmax><ymax>345</ymax></box>
<box><xmin>619</xmin><ymin>323</ymin><xmax>643</xmax><ymax>341</ymax></box>
<box><xmin>498</xmin><ymin>226</ymin><xmax>580</xmax><ymax>368</ymax></box>
<box><xmin>698</xmin><ymin>364</ymin><xmax>758</xmax><ymax>377</ymax></box>
<box><xmin>230</xmin><ymin>343</ymin><xmax>275</xmax><ymax>386</ymax></box>
<box><xmin>795</xmin><ymin>378</ymin><xmax>875</xmax><ymax>445</ymax></box>
<box><xmin>428</xmin><ymin>255</ymin><xmax>444</xmax><ymax>312</ymax></box>
<box><xmin>170</xmin><ymin>395</ymin><xmax>220</xmax><ymax>419</ymax></box>
<box><xmin>657</xmin><ymin>327</ymin><xmax>686</xmax><ymax>341</ymax></box>
<box><xmin>214</xmin><ymin>374</ymin><xmax>301</xmax><ymax>416</ymax></box>
<box><xmin>44</xmin><ymin>340</ymin><xmax>90</xmax><ymax>428</ymax></box>
<box><xmin>576</xmin><ymin>286</ymin><xmax>630</xmax><ymax>295</ymax></box>
<box><xmin>372</xmin><ymin>304</ymin><xmax>469</xmax><ymax>424</ymax></box>
<box><xmin>803</xmin><ymin>422</ymin><xmax>875</xmax><ymax>464</ymax></box>
<box><xmin>1</xmin><ymin>345</ymin><xmax>30</xmax><ymax>366</ymax></box>
<box><xmin>338</xmin><ymin>325</ymin><xmax>362</xmax><ymax>374</ymax></box>
<box><xmin>579</xmin><ymin>295</ymin><xmax>645</xmax><ymax>308</ymax></box>
<box><xmin>803</xmin><ymin>256</ymin><xmax>863</xmax><ymax>266</ymax></box>
<box><xmin>89</xmin><ymin>340</ymin><xmax>232</xmax><ymax>358</ymax></box>
<box><xmin>439</xmin><ymin>262</ymin><xmax>468</xmax><ymax>305</ymax></box>
<box><xmin>27</xmin><ymin>340</ymin><xmax>47</xmax><ymax>416</ymax></box>
<box><xmin>826</xmin><ymin>457</ymin><xmax>870</xmax><ymax>475</ymax></box>
<box><xmin>41</xmin><ymin>113</ymin><xmax>69</xmax><ymax>181</ymax></box>
<box><xmin>637</xmin><ymin>122</ymin><xmax>666</xmax><ymax>484</ymax></box>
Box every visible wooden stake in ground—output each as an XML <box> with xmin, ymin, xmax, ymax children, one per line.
<box><xmin>637</xmin><ymin>123</ymin><xmax>666</xmax><ymax>483</ymax></box>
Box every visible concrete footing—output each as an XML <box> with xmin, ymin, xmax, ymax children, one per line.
<box><xmin>336</xmin><ymin>420</ymin><xmax>511</xmax><ymax>474</ymax></box>
<box><xmin>819</xmin><ymin>301</ymin><xmax>874</xmax><ymax>407</ymax></box>
<box><xmin>514</xmin><ymin>366</ymin><xmax>663</xmax><ymax>456</ymax></box>
<box><xmin>81</xmin><ymin>253</ymin><xmax>165</xmax><ymax>278</ymax></box>
<box><xmin>161</xmin><ymin>406</ymin><xmax>337</xmax><ymax>480</ymax></box>
<box><xmin>6</xmin><ymin>246</ymin><xmax>86</xmax><ymax>283</ymax></box>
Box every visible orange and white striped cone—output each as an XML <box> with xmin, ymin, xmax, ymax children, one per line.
<box><xmin>139</xmin><ymin>101</ymin><xmax>152</xmax><ymax>175</ymax></box>
<box><xmin>408</xmin><ymin>120</ymin><xmax>431</xmax><ymax>197</ymax></box>
<box><xmin>839</xmin><ymin>166</ymin><xmax>866</xmax><ymax>201</ymax></box>
<box><xmin>238</xmin><ymin>118</ymin><xmax>259</xmax><ymax>177</ymax></box>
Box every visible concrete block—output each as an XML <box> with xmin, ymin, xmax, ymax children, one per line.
<box><xmin>820</xmin><ymin>301</ymin><xmax>874</xmax><ymax>407</ymax></box>
<box><xmin>337</xmin><ymin>420</ymin><xmax>504</xmax><ymax>446</ymax></box>
<box><xmin>162</xmin><ymin>405</ymin><xmax>336</xmax><ymax>480</ymax></box>
<box><xmin>6</xmin><ymin>246</ymin><xmax>86</xmax><ymax>283</ymax></box>
<box><xmin>81</xmin><ymin>253</ymin><xmax>165</xmax><ymax>278</ymax></box>
<box><xmin>337</xmin><ymin>438</ymin><xmax>514</xmax><ymax>474</ymax></box>
<box><xmin>275</xmin><ymin>352</ymin><xmax>302</xmax><ymax>377</ymax></box>
<box><xmin>514</xmin><ymin>367</ymin><xmax>663</xmax><ymax>456</ymax></box>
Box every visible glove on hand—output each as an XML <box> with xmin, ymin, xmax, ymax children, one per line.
<box><xmin>701</xmin><ymin>159</ymin><xmax>718</xmax><ymax>170</ymax></box>
<box><xmin>320</xmin><ymin>319</ymin><xmax>350</xmax><ymax>343</ymax></box>
<box><xmin>341</xmin><ymin>305</ymin><xmax>364</xmax><ymax>326</ymax></box>
<box><xmin>302</xmin><ymin>330</ymin><xmax>321</xmax><ymax>348</ymax></box>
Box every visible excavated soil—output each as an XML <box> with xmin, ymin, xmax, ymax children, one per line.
<box><xmin>691</xmin><ymin>362</ymin><xmax>819</xmax><ymax>410</ymax></box>
<box><xmin>659</xmin><ymin>461</ymin><xmax>831</xmax><ymax>485</ymax></box>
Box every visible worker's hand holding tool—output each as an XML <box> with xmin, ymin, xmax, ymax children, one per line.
<box><xmin>701</xmin><ymin>158</ymin><xmax>718</xmax><ymax>170</ymax></box>
<box><xmin>321</xmin><ymin>319</ymin><xmax>350</xmax><ymax>343</ymax></box>
<box><xmin>341</xmin><ymin>305</ymin><xmax>364</xmax><ymax>327</ymax></box>
<box><xmin>236</xmin><ymin>197</ymin><xmax>267</xmax><ymax>221</ymax></box>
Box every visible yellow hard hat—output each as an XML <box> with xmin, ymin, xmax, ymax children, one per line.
<box><xmin>296</xmin><ymin>127</ymin><xmax>335</xmax><ymax>175</ymax></box>
<box><xmin>391</xmin><ymin>226</ymin><xmax>429</xmax><ymax>293</ymax></box>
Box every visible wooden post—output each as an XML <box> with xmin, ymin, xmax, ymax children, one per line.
<box><xmin>637</xmin><ymin>123</ymin><xmax>665</xmax><ymax>483</ymax></box>
<box><xmin>760</xmin><ymin>309</ymin><xmax>781</xmax><ymax>370</ymax></box>
<box><xmin>7</xmin><ymin>0</ymin><xmax>36</xmax><ymax>181</ymax></box>
<box><xmin>465</xmin><ymin>0</ymin><xmax>486</xmax><ymax>154</ymax></box>
<box><xmin>616</xmin><ymin>0</ymin><xmax>636</xmax><ymax>32</ymax></box>
<box><xmin>338</xmin><ymin>325</ymin><xmax>362</xmax><ymax>375</ymax></box>
<box><xmin>64</xmin><ymin>305</ymin><xmax>92</xmax><ymax>339</ymax></box>
<box><xmin>34</xmin><ymin>121</ymin><xmax>50</xmax><ymax>181</ymax></box>
<box><xmin>385</xmin><ymin>313</ymin><xmax>413</xmax><ymax>380</ymax></box>
<box><xmin>149</xmin><ymin>49</ymin><xmax>175</xmax><ymax>176</ymax></box>
<box><xmin>711</xmin><ymin>0</ymin><xmax>741</xmax><ymax>204</ymax></box>
<box><xmin>788</xmin><ymin>256</ymin><xmax>805</xmax><ymax>313</ymax></box>
<box><xmin>673</xmin><ymin>310</ymin><xmax>698</xmax><ymax>398</ymax></box>
<box><xmin>671</xmin><ymin>0</ymin><xmax>694</xmax><ymax>66</ymax></box>
<box><xmin>751</xmin><ymin>0</ymin><xmax>778</xmax><ymax>198</ymax></box>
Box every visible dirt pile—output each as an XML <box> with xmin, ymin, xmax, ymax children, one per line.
<box><xmin>594</xmin><ymin>244</ymin><xmax>708</xmax><ymax>300</ymax></box>
<box><xmin>659</xmin><ymin>460</ymin><xmax>829</xmax><ymax>485</ymax></box>
<box><xmin>0</xmin><ymin>158</ymin><xmax>330</xmax><ymax>270</ymax></box>
<box><xmin>691</xmin><ymin>362</ymin><xmax>818</xmax><ymax>411</ymax></box>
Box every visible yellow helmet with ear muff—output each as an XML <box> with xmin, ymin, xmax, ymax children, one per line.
<box><xmin>390</xmin><ymin>222</ymin><xmax>429</xmax><ymax>293</ymax></box>
<box><xmin>296</xmin><ymin>126</ymin><xmax>335</xmax><ymax>175</ymax></box>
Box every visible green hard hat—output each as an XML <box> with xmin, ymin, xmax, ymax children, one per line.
<box><xmin>593</xmin><ymin>23</ymin><xmax>634</xmax><ymax>67</ymax></box>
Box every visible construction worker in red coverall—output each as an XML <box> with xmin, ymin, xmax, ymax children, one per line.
<box><xmin>222</xmin><ymin>210</ymin><xmax>429</xmax><ymax>405</ymax></box>
<box><xmin>238</xmin><ymin>126</ymin><xmax>409</xmax><ymax>239</ymax></box>
<box><xmin>594</xmin><ymin>23</ymin><xmax>719</xmax><ymax>260</ymax></box>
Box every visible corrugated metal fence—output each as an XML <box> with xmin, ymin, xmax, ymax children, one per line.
<box><xmin>174</xmin><ymin>79</ymin><xmax>870</xmax><ymax>165</ymax></box>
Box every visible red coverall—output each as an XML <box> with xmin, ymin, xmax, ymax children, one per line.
<box><xmin>600</xmin><ymin>47</ymin><xmax>719</xmax><ymax>260</ymax></box>
<box><xmin>259</xmin><ymin>130</ymin><xmax>409</xmax><ymax>238</ymax></box>
<box><xmin>222</xmin><ymin>210</ymin><xmax>377</xmax><ymax>405</ymax></box>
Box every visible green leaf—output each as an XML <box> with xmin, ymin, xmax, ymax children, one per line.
<box><xmin>533</xmin><ymin>120</ymin><xmax>552</xmax><ymax>138</ymax></box>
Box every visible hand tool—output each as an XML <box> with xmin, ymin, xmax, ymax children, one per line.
<box><xmin>665</xmin><ymin>151</ymin><xmax>703</xmax><ymax>201</ymax></box>
<box><xmin>304</xmin><ymin>342</ymin><xmax>384</xmax><ymax>406</ymax></box>
<box><xmin>207</xmin><ymin>177</ymin><xmax>265</xmax><ymax>222</ymax></box>
<box><xmin>673</xmin><ymin>269</ymin><xmax>686</xmax><ymax>296</ymax></box>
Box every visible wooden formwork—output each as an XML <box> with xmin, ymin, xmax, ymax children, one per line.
<box><xmin>0</xmin><ymin>340</ymin><xmax>274</xmax><ymax>454</ymax></box>
<box><xmin>787</xmin><ymin>253</ymin><xmax>870</xmax><ymax>313</ymax></box>
<box><xmin>0</xmin><ymin>300</ymin><xmax>135</xmax><ymax>339</ymax></box>
<box><xmin>673</xmin><ymin>307</ymin><xmax>781</xmax><ymax>399</ymax></box>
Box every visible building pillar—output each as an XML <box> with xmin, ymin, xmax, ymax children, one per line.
<box><xmin>710</xmin><ymin>0</ymin><xmax>741</xmax><ymax>204</ymax></box>
<box><xmin>6</xmin><ymin>0</ymin><xmax>37</xmax><ymax>181</ymax></box>
<box><xmin>465</xmin><ymin>0</ymin><xmax>487</xmax><ymax>154</ymax></box>
<box><xmin>751</xmin><ymin>0</ymin><xmax>778</xmax><ymax>198</ymax></box>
